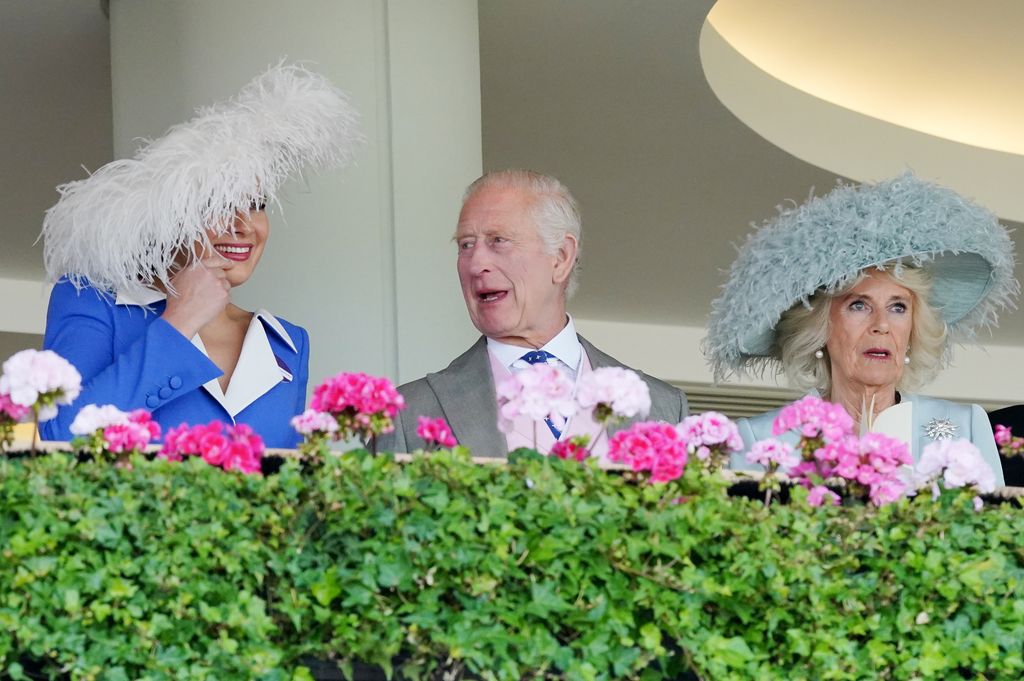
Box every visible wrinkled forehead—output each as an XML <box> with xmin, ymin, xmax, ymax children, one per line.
<box><xmin>454</xmin><ymin>187</ymin><xmax>540</xmax><ymax>238</ymax></box>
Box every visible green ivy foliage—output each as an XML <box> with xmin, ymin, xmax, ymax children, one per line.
<box><xmin>1</xmin><ymin>450</ymin><xmax>1022</xmax><ymax>680</ymax></box>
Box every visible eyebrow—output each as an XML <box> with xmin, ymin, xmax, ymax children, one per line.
<box><xmin>844</xmin><ymin>291</ymin><xmax>910</xmax><ymax>304</ymax></box>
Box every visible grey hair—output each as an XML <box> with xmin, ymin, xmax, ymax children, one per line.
<box><xmin>463</xmin><ymin>169</ymin><xmax>583</xmax><ymax>298</ymax></box>
<box><xmin>775</xmin><ymin>266</ymin><xmax>947</xmax><ymax>395</ymax></box>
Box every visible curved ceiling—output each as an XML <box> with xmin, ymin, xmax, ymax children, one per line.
<box><xmin>702</xmin><ymin>0</ymin><xmax>1024</xmax><ymax>221</ymax></box>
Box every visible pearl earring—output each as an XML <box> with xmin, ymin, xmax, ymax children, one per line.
<box><xmin>814</xmin><ymin>349</ymin><xmax>824</xmax><ymax>359</ymax></box>
<box><xmin>904</xmin><ymin>355</ymin><xmax>911</xmax><ymax>365</ymax></box>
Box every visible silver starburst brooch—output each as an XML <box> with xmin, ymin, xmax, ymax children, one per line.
<box><xmin>924</xmin><ymin>418</ymin><xmax>958</xmax><ymax>441</ymax></box>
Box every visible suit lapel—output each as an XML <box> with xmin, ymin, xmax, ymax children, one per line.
<box><xmin>427</xmin><ymin>337</ymin><xmax>507</xmax><ymax>457</ymax></box>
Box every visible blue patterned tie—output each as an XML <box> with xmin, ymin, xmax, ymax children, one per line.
<box><xmin>520</xmin><ymin>350</ymin><xmax>563</xmax><ymax>439</ymax></box>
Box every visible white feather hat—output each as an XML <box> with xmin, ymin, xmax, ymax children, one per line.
<box><xmin>42</xmin><ymin>63</ymin><xmax>362</xmax><ymax>298</ymax></box>
<box><xmin>706</xmin><ymin>173</ymin><xmax>1019</xmax><ymax>381</ymax></box>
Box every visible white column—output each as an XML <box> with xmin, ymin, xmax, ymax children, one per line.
<box><xmin>109</xmin><ymin>0</ymin><xmax>481</xmax><ymax>389</ymax></box>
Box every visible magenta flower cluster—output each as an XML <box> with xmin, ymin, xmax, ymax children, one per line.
<box><xmin>798</xmin><ymin>432</ymin><xmax>913</xmax><ymax>506</ymax></box>
<box><xmin>0</xmin><ymin>392</ymin><xmax>31</xmax><ymax>423</ymax></box>
<box><xmin>550</xmin><ymin>436</ymin><xmax>590</xmax><ymax>462</ymax></box>
<box><xmin>415</xmin><ymin>416</ymin><xmax>458</xmax><ymax>449</ymax></box>
<box><xmin>303</xmin><ymin>372</ymin><xmax>406</xmax><ymax>441</ymax></box>
<box><xmin>70</xmin><ymin>404</ymin><xmax>161</xmax><ymax>455</ymax></box>
<box><xmin>160</xmin><ymin>421</ymin><xmax>265</xmax><ymax>475</ymax></box>
<box><xmin>767</xmin><ymin>396</ymin><xmax>913</xmax><ymax>507</ymax></box>
<box><xmin>608</xmin><ymin>421</ymin><xmax>690</xmax><ymax>483</ymax></box>
<box><xmin>772</xmin><ymin>395</ymin><xmax>854</xmax><ymax>442</ymax></box>
<box><xmin>995</xmin><ymin>424</ymin><xmax>1023</xmax><ymax>458</ymax></box>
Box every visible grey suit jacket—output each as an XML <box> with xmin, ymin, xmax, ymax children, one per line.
<box><xmin>376</xmin><ymin>335</ymin><xmax>688</xmax><ymax>457</ymax></box>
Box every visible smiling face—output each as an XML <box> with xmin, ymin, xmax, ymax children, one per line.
<box><xmin>455</xmin><ymin>184</ymin><xmax>577</xmax><ymax>347</ymax></box>
<box><xmin>203</xmin><ymin>206</ymin><xmax>269</xmax><ymax>287</ymax></box>
<box><xmin>826</xmin><ymin>271</ymin><xmax>914</xmax><ymax>395</ymax></box>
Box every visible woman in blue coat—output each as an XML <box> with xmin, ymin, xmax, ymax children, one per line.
<box><xmin>705</xmin><ymin>174</ymin><xmax>1019</xmax><ymax>484</ymax></box>
<box><xmin>39</xmin><ymin>64</ymin><xmax>360</xmax><ymax>447</ymax></box>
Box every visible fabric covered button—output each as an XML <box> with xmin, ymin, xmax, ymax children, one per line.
<box><xmin>158</xmin><ymin>386</ymin><xmax>172</xmax><ymax>400</ymax></box>
<box><xmin>145</xmin><ymin>395</ymin><xmax>159</xmax><ymax>408</ymax></box>
<box><xmin>168</xmin><ymin>376</ymin><xmax>182</xmax><ymax>389</ymax></box>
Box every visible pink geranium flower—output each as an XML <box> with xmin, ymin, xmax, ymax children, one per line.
<box><xmin>496</xmin><ymin>364</ymin><xmax>577</xmax><ymax>438</ymax></box>
<box><xmin>159</xmin><ymin>421</ymin><xmax>263</xmax><ymax>474</ymax></box>
<box><xmin>576</xmin><ymin>367</ymin><xmax>651</xmax><ymax>423</ymax></box>
<box><xmin>797</xmin><ymin>432</ymin><xmax>911</xmax><ymax>506</ymax></box>
<box><xmin>69</xmin><ymin>405</ymin><xmax>160</xmax><ymax>457</ymax></box>
<box><xmin>291</xmin><ymin>408</ymin><xmax>340</xmax><ymax>437</ymax></box>
<box><xmin>912</xmin><ymin>438</ymin><xmax>996</xmax><ymax>496</ymax></box>
<box><xmin>994</xmin><ymin>424</ymin><xmax>1024</xmax><ymax>458</ymax></box>
<box><xmin>746</xmin><ymin>438</ymin><xmax>799</xmax><ymax>471</ymax></box>
<box><xmin>807</xmin><ymin>485</ymin><xmax>841</xmax><ymax>507</ymax></box>
<box><xmin>773</xmin><ymin>395</ymin><xmax>854</xmax><ymax>443</ymax></box>
<box><xmin>309</xmin><ymin>372</ymin><xmax>405</xmax><ymax>441</ymax></box>
<box><xmin>678</xmin><ymin>411</ymin><xmax>744</xmax><ymax>470</ymax></box>
<box><xmin>0</xmin><ymin>392</ymin><xmax>31</xmax><ymax>422</ymax></box>
<box><xmin>0</xmin><ymin>391</ymin><xmax>31</xmax><ymax>450</ymax></box>
<box><xmin>416</xmin><ymin>416</ymin><xmax>457</xmax><ymax>449</ymax></box>
<box><xmin>0</xmin><ymin>349</ymin><xmax>82</xmax><ymax>422</ymax></box>
<box><xmin>551</xmin><ymin>435</ymin><xmax>591</xmax><ymax>462</ymax></box>
<box><xmin>608</xmin><ymin>421</ymin><xmax>689</xmax><ymax>484</ymax></box>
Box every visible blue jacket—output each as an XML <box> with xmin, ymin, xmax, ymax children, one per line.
<box><xmin>41</xmin><ymin>280</ymin><xmax>309</xmax><ymax>448</ymax></box>
<box><xmin>733</xmin><ymin>393</ymin><xmax>1005</xmax><ymax>487</ymax></box>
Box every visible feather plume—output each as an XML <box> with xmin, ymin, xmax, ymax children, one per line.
<box><xmin>705</xmin><ymin>173</ymin><xmax>1019</xmax><ymax>382</ymax></box>
<box><xmin>42</xmin><ymin>63</ymin><xmax>362</xmax><ymax>298</ymax></box>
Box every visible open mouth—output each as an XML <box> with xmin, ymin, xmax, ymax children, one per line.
<box><xmin>863</xmin><ymin>348</ymin><xmax>892</xmax><ymax>360</ymax></box>
<box><xmin>477</xmin><ymin>290</ymin><xmax>508</xmax><ymax>303</ymax></box>
<box><xmin>214</xmin><ymin>244</ymin><xmax>253</xmax><ymax>261</ymax></box>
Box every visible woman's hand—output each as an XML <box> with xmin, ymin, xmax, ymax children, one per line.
<box><xmin>161</xmin><ymin>256</ymin><xmax>232</xmax><ymax>338</ymax></box>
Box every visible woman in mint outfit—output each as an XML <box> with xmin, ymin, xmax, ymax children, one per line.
<box><xmin>705</xmin><ymin>174</ymin><xmax>1019</xmax><ymax>485</ymax></box>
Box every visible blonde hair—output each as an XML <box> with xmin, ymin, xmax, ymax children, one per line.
<box><xmin>775</xmin><ymin>266</ymin><xmax>946</xmax><ymax>394</ymax></box>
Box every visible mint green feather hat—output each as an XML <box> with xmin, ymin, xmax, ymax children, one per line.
<box><xmin>706</xmin><ymin>173</ymin><xmax>1019</xmax><ymax>381</ymax></box>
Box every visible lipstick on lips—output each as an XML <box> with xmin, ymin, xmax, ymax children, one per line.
<box><xmin>863</xmin><ymin>347</ymin><xmax>892</xmax><ymax>360</ymax></box>
<box><xmin>214</xmin><ymin>243</ymin><xmax>253</xmax><ymax>262</ymax></box>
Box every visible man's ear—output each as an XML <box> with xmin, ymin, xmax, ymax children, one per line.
<box><xmin>552</xmin><ymin>233</ymin><xmax>578</xmax><ymax>285</ymax></box>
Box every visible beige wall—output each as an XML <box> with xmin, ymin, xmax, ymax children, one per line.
<box><xmin>109</xmin><ymin>0</ymin><xmax>480</xmax><ymax>388</ymax></box>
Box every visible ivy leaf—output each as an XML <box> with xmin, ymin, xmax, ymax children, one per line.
<box><xmin>706</xmin><ymin>634</ymin><xmax>755</xmax><ymax>668</ymax></box>
<box><xmin>310</xmin><ymin>570</ymin><xmax>341</xmax><ymax>607</ymax></box>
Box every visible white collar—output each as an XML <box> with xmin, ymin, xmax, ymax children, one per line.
<box><xmin>193</xmin><ymin>309</ymin><xmax>296</xmax><ymax>418</ymax></box>
<box><xmin>486</xmin><ymin>315</ymin><xmax>582</xmax><ymax>372</ymax></box>
<box><xmin>254</xmin><ymin>309</ymin><xmax>298</xmax><ymax>353</ymax></box>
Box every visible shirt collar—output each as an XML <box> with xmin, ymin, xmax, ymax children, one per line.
<box><xmin>114</xmin><ymin>288</ymin><xmax>297</xmax><ymax>354</ymax></box>
<box><xmin>486</xmin><ymin>315</ymin><xmax>582</xmax><ymax>370</ymax></box>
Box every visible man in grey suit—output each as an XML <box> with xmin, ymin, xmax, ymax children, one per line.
<box><xmin>377</xmin><ymin>170</ymin><xmax>687</xmax><ymax>456</ymax></box>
